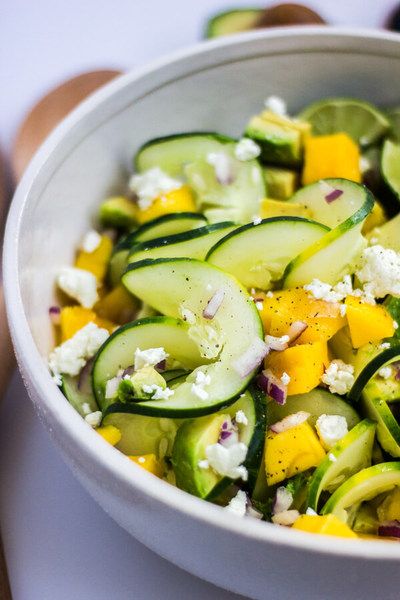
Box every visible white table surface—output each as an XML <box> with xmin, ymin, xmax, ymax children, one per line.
<box><xmin>0</xmin><ymin>1</ymin><xmax>399</xmax><ymax>598</ymax></box>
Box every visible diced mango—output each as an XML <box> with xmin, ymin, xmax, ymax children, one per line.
<box><xmin>94</xmin><ymin>284</ymin><xmax>139</xmax><ymax>325</ymax></box>
<box><xmin>345</xmin><ymin>296</ymin><xmax>395</xmax><ymax>348</ymax></box>
<box><xmin>377</xmin><ymin>487</ymin><xmax>400</xmax><ymax>522</ymax></box>
<box><xmin>264</xmin><ymin>341</ymin><xmax>329</xmax><ymax>395</ymax></box>
<box><xmin>362</xmin><ymin>200</ymin><xmax>386</xmax><ymax>234</ymax></box>
<box><xmin>136</xmin><ymin>185</ymin><xmax>196</xmax><ymax>224</ymax></box>
<box><xmin>96</xmin><ymin>425</ymin><xmax>122</xmax><ymax>446</ymax></box>
<box><xmin>60</xmin><ymin>306</ymin><xmax>116</xmax><ymax>342</ymax></box>
<box><xmin>265</xmin><ymin>422</ymin><xmax>325</xmax><ymax>485</ymax></box>
<box><xmin>129</xmin><ymin>454</ymin><xmax>166</xmax><ymax>477</ymax></box>
<box><xmin>302</xmin><ymin>133</ymin><xmax>361</xmax><ymax>186</ymax></box>
<box><xmin>260</xmin><ymin>198</ymin><xmax>310</xmax><ymax>220</ymax></box>
<box><xmin>257</xmin><ymin>288</ymin><xmax>345</xmax><ymax>343</ymax></box>
<box><xmin>75</xmin><ymin>235</ymin><xmax>113</xmax><ymax>283</ymax></box>
<box><xmin>292</xmin><ymin>514</ymin><xmax>358</xmax><ymax>538</ymax></box>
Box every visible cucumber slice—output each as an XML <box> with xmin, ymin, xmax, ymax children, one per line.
<box><xmin>348</xmin><ymin>342</ymin><xmax>400</xmax><ymax>402</ymax></box>
<box><xmin>267</xmin><ymin>387</ymin><xmax>360</xmax><ymax>430</ymax></box>
<box><xmin>92</xmin><ymin>316</ymin><xmax>205</xmax><ymax>411</ymax></box>
<box><xmin>298</xmin><ymin>98</ymin><xmax>389</xmax><ymax>146</ymax></box>
<box><xmin>128</xmin><ymin>222</ymin><xmax>235</xmax><ymax>264</ymax></box>
<box><xmin>321</xmin><ymin>463</ymin><xmax>400</xmax><ymax>524</ymax></box>
<box><xmin>306</xmin><ymin>419</ymin><xmax>376</xmax><ymax>511</ymax></box>
<box><xmin>204</xmin><ymin>8</ymin><xmax>262</xmax><ymax>38</ymax></box>
<box><xmin>381</xmin><ymin>138</ymin><xmax>400</xmax><ymax>201</ymax></box>
<box><xmin>206</xmin><ymin>216</ymin><xmax>329</xmax><ymax>290</ymax></box>
<box><xmin>366</xmin><ymin>213</ymin><xmax>400</xmax><ymax>252</ymax></box>
<box><xmin>386</xmin><ymin>106</ymin><xmax>400</xmax><ymax>141</ymax></box>
<box><xmin>361</xmin><ymin>380</ymin><xmax>400</xmax><ymax>457</ymax></box>
<box><xmin>172</xmin><ymin>384</ymin><xmax>266</xmax><ymax>499</ymax></box>
<box><xmin>135</xmin><ymin>133</ymin><xmax>235</xmax><ymax>176</ymax></box>
<box><xmin>102</xmin><ymin>408</ymin><xmax>179</xmax><ymax>458</ymax></box>
<box><xmin>121</xmin><ymin>258</ymin><xmax>264</xmax><ymax>416</ymax></box>
<box><xmin>61</xmin><ymin>371</ymin><xmax>98</xmax><ymax>417</ymax></box>
<box><xmin>283</xmin><ymin>179</ymin><xmax>373</xmax><ymax>287</ymax></box>
<box><xmin>109</xmin><ymin>212</ymin><xmax>207</xmax><ymax>287</ymax></box>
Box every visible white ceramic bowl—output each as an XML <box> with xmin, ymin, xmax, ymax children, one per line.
<box><xmin>5</xmin><ymin>27</ymin><xmax>400</xmax><ymax>600</ymax></box>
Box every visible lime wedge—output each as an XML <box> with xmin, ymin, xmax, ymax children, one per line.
<box><xmin>386</xmin><ymin>107</ymin><xmax>400</xmax><ymax>141</ymax></box>
<box><xmin>381</xmin><ymin>138</ymin><xmax>400</xmax><ymax>200</ymax></box>
<box><xmin>298</xmin><ymin>98</ymin><xmax>390</xmax><ymax>146</ymax></box>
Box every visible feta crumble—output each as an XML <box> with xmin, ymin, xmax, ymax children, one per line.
<box><xmin>306</xmin><ymin>507</ymin><xmax>318</xmax><ymax>516</ymax></box>
<box><xmin>356</xmin><ymin>245</ymin><xmax>400</xmax><ymax>299</ymax></box>
<box><xmin>81</xmin><ymin>230</ymin><xmax>101</xmax><ymax>253</ymax></box>
<box><xmin>224</xmin><ymin>489</ymin><xmax>247</xmax><ymax>517</ymax></box>
<box><xmin>85</xmin><ymin>411</ymin><xmax>102</xmax><ymax>428</ymax></box>
<box><xmin>378</xmin><ymin>366</ymin><xmax>392</xmax><ymax>379</ymax></box>
<box><xmin>48</xmin><ymin>322</ymin><xmax>109</xmax><ymax>381</ymax></box>
<box><xmin>82</xmin><ymin>402</ymin><xmax>92</xmax><ymax>415</ymax></box>
<box><xmin>57</xmin><ymin>266</ymin><xmax>98</xmax><ymax>308</ymax></box>
<box><xmin>379</xmin><ymin>342</ymin><xmax>391</xmax><ymax>350</ymax></box>
<box><xmin>234</xmin><ymin>138</ymin><xmax>261</xmax><ymax>161</ymax></box>
<box><xmin>105</xmin><ymin>375</ymin><xmax>121</xmax><ymax>399</ymax></box>
<box><xmin>191</xmin><ymin>370</ymin><xmax>211</xmax><ymax>401</ymax></box>
<box><xmin>256</xmin><ymin>301</ymin><xmax>263</xmax><ymax>311</ymax></box>
<box><xmin>329</xmin><ymin>453</ymin><xmax>337</xmax><ymax>463</ymax></box>
<box><xmin>315</xmin><ymin>414</ymin><xmax>348</xmax><ymax>450</ymax></box>
<box><xmin>134</xmin><ymin>347</ymin><xmax>169</xmax><ymax>371</ymax></box>
<box><xmin>142</xmin><ymin>384</ymin><xmax>174</xmax><ymax>401</ymax></box>
<box><xmin>206</xmin><ymin>152</ymin><xmax>233</xmax><ymax>184</ymax></box>
<box><xmin>205</xmin><ymin>441</ymin><xmax>248</xmax><ymax>480</ymax></box>
<box><xmin>281</xmin><ymin>372</ymin><xmax>291</xmax><ymax>386</ymax></box>
<box><xmin>235</xmin><ymin>410</ymin><xmax>248</xmax><ymax>426</ymax></box>
<box><xmin>321</xmin><ymin>359</ymin><xmax>355</xmax><ymax>395</ymax></box>
<box><xmin>252</xmin><ymin>215</ymin><xmax>262</xmax><ymax>225</ymax></box>
<box><xmin>129</xmin><ymin>166</ymin><xmax>182</xmax><ymax>211</ymax></box>
<box><xmin>264</xmin><ymin>95</ymin><xmax>287</xmax><ymax>116</ymax></box>
<box><xmin>266</xmin><ymin>291</ymin><xmax>274</xmax><ymax>298</ymax></box>
<box><xmin>198</xmin><ymin>459</ymin><xmax>209</xmax><ymax>469</ymax></box>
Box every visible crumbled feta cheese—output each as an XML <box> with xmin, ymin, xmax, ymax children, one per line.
<box><xmin>264</xmin><ymin>95</ymin><xmax>287</xmax><ymax>116</ymax></box>
<box><xmin>105</xmin><ymin>375</ymin><xmax>121</xmax><ymax>399</ymax></box>
<box><xmin>235</xmin><ymin>410</ymin><xmax>248</xmax><ymax>426</ymax></box>
<box><xmin>134</xmin><ymin>347</ymin><xmax>168</xmax><ymax>371</ymax></box>
<box><xmin>198</xmin><ymin>459</ymin><xmax>209</xmax><ymax>469</ymax></box>
<box><xmin>316</xmin><ymin>414</ymin><xmax>348</xmax><ymax>449</ymax></box>
<box><xmin>142</xmin><ymin>384</ymin><xmax>174</xmax><ymax>401</ymax></box>
<box><xmin>82</xmin><ymin>402</ymin><xmax>92</xmax><ymax>415</ymax></box>
<box><xmin>321</xmin><ymin>360</ymin><xmax>355</xmax><ymax>395</ymax></box>
<box><xmin>339</xmin><ymin>304</ymin><xmax>347</xmax><ymax>317</ymax></box>
<box><xmin>48</xmin><ymin>322</ymin><xmax>109</xmax><ymax>380</ymax></box>
<box><xmin>81</xmin><ymin>230</ymin><xmax>102</xmax><ymax>253</ymax></box>
<box><xmin>57</xmin><ymin>266</ymin><xmax>98</xmax><ymax>308</ymax></box>
<box><xmin>281</xmin><ymin>372</ymin><xmax>291</xmax><ymax>386</ymax></box>
<box><xmin>85</xmin><ymin>411</ymin><xmax>102</xmax><ymax>428</ymax></box>
<box><xmin>379</xmin><ymin>342</ymin><xmax>391</xmax><ymax>350</ymax></box>
<box><xmin>271</xmin><ymin>510</ymin><xmax>300</xmax><ymax>525</ymax></box>
<box><xmin>191</xmin><ymin>370</ymin><xmax>211</xmax><ymax>401</ymax></box>
<box><xmin>206</xmin><ymin>283</ymin><xmax>212</xmax><ymax>291</ymax></box>
<box><xmin>266</xmin><ymin>291</ymin><xmax>274</xmax><ymax>298</ymax></box>
<box><xmin>394</xmin><ymin>321</ymin><xmax>399</xmax><ymax>330</ymax></box>
<box><xmin>356</xmin><ymin>245</ymin><xmax>400</xmax><ymax>299</ymax></box>
<box><xmin>378</xmin><ymin>366</ymin><xmax>392</xmax><ymax>379</ymax></box>
<box><xmin>224</xmin><ymin>490</ymin><xmax>248</xmax><ymax>517</ymax></box>
<box><xmin>304</xmin><ymin>278</ymin><xmax>343</xmax><ymax>303</ymax></box>
<box><xmin>256</xmin><ymin>301</ymin><xmax>263</xmax><ymax>311</ymax></box>
<box><xmin>368</xmin><ymin>237</ymin><xmax>379</xmax><ymax>246</ymax></box>
<box><xmin>138</xmin><ymin>456</ymin><xmax>146</xmax><ymax>463</ymax></box>
<box><xmin>306</xmin><ymin>507</ymin><xmax>318</xmax><ymax>516</ymax></box>
<box><xmin>205</xmin><ymin>441</ymin><xmax>248</xmax><ymax>480</ymax></box>
<box><xmin>328</xmin><ymin>453</ymin><xmax>337</xmax><ymax>463</ymax></box>
<box><xmin>359</xmin><ymin>156</ymin><xmax>371</xmax><ymax>173</ymax></box>
<box><xmin>252</xmin><ymin>215</ymin><xmax>262</xmax><ymax>225</ymax></box>
<box><xmin>129</xmin><ymin>167</ymin><xmax>182</xmax><ymax>211</ymax></box>
<box><xmin>234</xmin><ymin>138</ymin><xmax>261</xmax><ymax>161</ymax></box>
<box><xmin>206</xmin><ymin>152</ymin><xmax>233</xmax><ymax>184</ymax></box>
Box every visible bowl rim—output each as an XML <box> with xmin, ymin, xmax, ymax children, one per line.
<box><xmin>5</xmin><ymin>25</ymin><xmax>400</xmax><ymax>562</ymax></box>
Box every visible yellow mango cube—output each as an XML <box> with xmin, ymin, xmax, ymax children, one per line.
<box><xmin>302</xmin><ymin>133</ymin><xmax>361</xmax><ymax>186</ymax></box>
<box><xmin>96</xmin><ymin>425</ymin><xmax>122</xmax><ymax>446</ymax></box>
<box><xmin>129</xmin><ymin>454</ymin><xmax>166</xmax><ymax>477</ymax></box>
<box><xmin>75</xmin><ymin>235</ymin><xmax>113</xmax><ymax>283</ymax></box>
<box><xmin>60</xmin><ymin>306</ymin><xmax>116</xmax><ymax>342</ymax></box>
<box><xmin>264</xmin><ymin>341</ymin><xmax>329</xmax><ymax>395</ymax></box>
<box><xmin>345</xmin><ymin>296</ymin><xmax>395</xmax><ymax>348</ymax></box>
<box><xmin>260</xmin><ymin>198</ymin><xmax>310</xmax><ymax>220</ymax></box>
<box><xmin>94</xmin><ymin>284</ymin><xmax>139</xmax><ymax>325</ymax></box>
<box><xmin>136</xmin><ymin>185</ymin><xmax>196</xmax><ymax>224</ymax></box>
<box><xmin>377</xmin><ymin>487</ymin><xmax>400</xmax><ymax>522</ymax></box>
<box><xmin>292</xmin><ymin>514</ymin><xmax>358</xmax><ymax>538</ymax></box>
<box><xmin>265</xmin><ymin>422</ymin><xmax>325</xmax><ymax>485</ymax></box>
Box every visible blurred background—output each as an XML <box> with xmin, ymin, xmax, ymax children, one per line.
<box><xmin>1</xmin><ymin>1</ymin><xmax>400</xmax><ymax>599</ymax></box>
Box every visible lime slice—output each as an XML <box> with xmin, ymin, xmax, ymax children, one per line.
<box><xmin>321</xmin><ymin>462</ymin><xmax>400</xmax><ymax>524</ymax></box>
<box><xmin>298</xmin><ymin>98</ymin><xmax>390</xmax><ymax>146</ymax></box>
<box><xmin>386</xmin><ymin>107</ymin><xmax>400</xmax><ymax>141</ymax></box>
<box><xmin>381</xmin><ymin>138</ymin><xmax>400</xmax><ymax>200</ymax></box>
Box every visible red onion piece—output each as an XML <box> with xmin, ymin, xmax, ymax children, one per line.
<box><xmin>232</xmin><ymin>338</ymin><xmax>270</xmax><ymax>379</ymax></box>
<box><xmin>325</xmin><ymin>188</ymin><xmax>343</xmax><ymax>203</ymax></box>
<box><xmin>218</xmin><ymin>418</ymin><xmax>239</xmax><ymax>447</ymax></box>
<box><xmin>272</xmin><ymin>486</ymin><xmax>293</xmax><ymax>515</ymax></box>
<box><xmin>269</xmin><ymin>410</ymin><xmax>311</xmax><ymax>434</ymax></box>
<box><xmin>378</xmin><ymin>520</ymin><xmax>400</xmax><ymax>538</ymax></box>
<box><xmin>287</xmin><ymin>321</ymin><xmax>308</xmax><ymax>344</ymax></box>
<box><xmin>203</xmin><ymin>289</ymin><xmax>225</xmax><ymax>320</ymax></box>
<box><xmin>122</xmin><ymin>365</ymin><xmax>135</xmax><ymax>378</ymax></box>
<box><xmin>156</xmin><ymin>359</ymin><xmax>166</xmax><ymax>371</ymax></box>
<box><xmin>49</xmin><ymin>306</ymin><xmax>61</xmax><ymax>325</ymax></box>
<box><xmin>265</xmin><ymin>334</ymin><xmax>289</xmax><ymax>352</ymax></box>
<box><xmin>258</xmin><ymin>369</ymin><xmax>287</xmax><ymax>405</ymax></box>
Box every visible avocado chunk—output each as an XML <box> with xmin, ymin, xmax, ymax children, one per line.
<box><xmin>100</xmin><ymin>196</ymin><xmax>137</xmax><ymax>229</ymax></box>
<box><xmin>118</xmin><ymin>367</ymin><xmax>167</xmax><ymax>402</ymax></box>
<box><xmin>263</xmin><ymin>165</ymin><xmax>299</xmax><ymax>199</ymax></box>
<box><xmin>245</xmin><ymin>110</ymin><xmax>311</xmax><ymax>167</ymax></box>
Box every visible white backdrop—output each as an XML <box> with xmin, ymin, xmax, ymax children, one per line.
<box><xmin>0</xmin><ymin>1</ymin><xmax>399</xmax><ymax>598</ymax></box>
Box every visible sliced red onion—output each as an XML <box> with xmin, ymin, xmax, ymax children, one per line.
<box><xmin>203</xmin><ymin>289</ymin><xmax>225</xmax><ymax>320</ymax></box>
<box><xmin>265</xmin><ymin>334</ymin><xmax>289</xmax><ymax>352</ymax></box>
<box><xmin>287</xmin><ymin>321</ymin><xmax>308</xmax><ymax>344</ymax></box>
<box><xmin>272</xmin><ymin>509</ymin><xmax>300</xmax><ymax>526</ymax></box>
<box><xmin>258</xmin><ymin>369</ymin><xmax>287</xmax><ymax>405</ymax></box>
<box><xmin>122</xmin><ymin>365</ymin><xmax>135</xmax><ymax>378</ymax></box>
<box><xmin>232</xmin><ymin>338</ymin><xmax>270</xmax><ymax>379</ymax></box>
<box><xmin>378</xmin><ymin>520</ymin><xmax>400</xmax><ymax>538</ymax></box>
<box><xmin>269</xmin><ymin>410</ymin><xmax>311</xmax><ymax>434</ymax></box>
<box><xmin>218</xmin><ymin>418</ymin><xmax>239</xmax><ymax>447</ymax></box>
<box><xmin>246</xmin><ymin>504</ymin><xmax>263</xmax><ymax>520</ymax></box>
<box><xmin>325</xmin><ymin>188</ymin><xmax>343</xmax><ymax>203</ymax></box>
<box><xmin>156</xmin><ymin>359</ymin><xmax>167</xmax><ymax>371</ymax></box>
<box><xmin>272</xmin><ymin>486</ymin><xmax>293</xmax><ymax>515</ymax></box>
<box><xmin>49</xmin><ymin>306</ymin><xmax>61</xmax><ymax>325</ymax></box>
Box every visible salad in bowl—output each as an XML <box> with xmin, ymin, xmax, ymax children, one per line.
<box><xmin>47</xmin><ymin>93</ymin><xmax>400</xmax><ymax>541</ymax></box>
